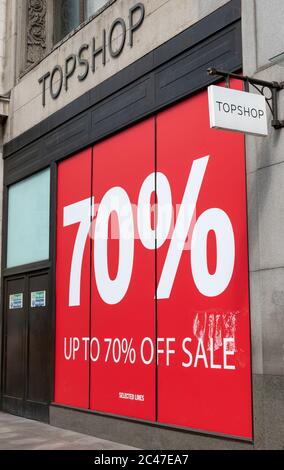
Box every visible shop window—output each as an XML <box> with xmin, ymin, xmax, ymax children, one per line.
<box><xmin>54</xmin><ymin>88</ymin><xmax>252</xmax><ymax>438</ymax></box>
<box><xmin>6</xmin><ymin>169</ymin><xmax>50</xmax><ymax>269</ymax></box>
<box><xmin>85</xmin><ymin>0</ymin><xmax>110</xmax><ymax>19</ymax></box>
<box><xmin>54</xmin><ymin>0</ymin><xmax>110</xmax><ymax>43</ymax></box>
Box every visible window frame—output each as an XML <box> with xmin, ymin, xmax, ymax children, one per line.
<box><xmin>6</xmin><ymin>168</ymin><xmax>51</xmax><ymax>270</ymax></box>
<box><xmin>53</xmin><ymin>0</ymin><xmax>112</xmax><ymax>45</ymax></box>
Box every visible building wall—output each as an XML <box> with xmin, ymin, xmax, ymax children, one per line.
<box><xmin>0</xmin><ymin>0</ymin><xmax>6</xmax><ymax>95</ymax></box>
<box><xmin>0</xmin><ymin>1</ymin><xmax>6</xmax><ymax>390</ymax></box>
<box><xmin>0</xmin><ymin>0</ymin><xmax>8</xmax><ymax>271</ymax></box>
<box><xmin>0</xmin><ymin>0</ymin><xmax>284</xmax><ymax>450</ymax></box>
<box><xmin>242</xmin><ymin>0</ymin><xmax>284</xmax><ymax>449</ymax></box>
<box><xmin>3</xmin><ymin>0</ymin><xmax>229</xmax><ymax>143</ymax></box>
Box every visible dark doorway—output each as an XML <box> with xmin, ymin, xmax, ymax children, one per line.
<box><xmin>2</xmin><ymin>270</ymin><xmax>51</xmax><ymax>422</ymax></box>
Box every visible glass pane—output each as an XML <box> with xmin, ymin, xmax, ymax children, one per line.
<box><xmin>85</xmin><ymin>0</ymin><xmax>108</xmax><ymax>19</ymax></box>
<box><xmin>54</xmin><ymin>0</ymin><xmax>81</xmax><ymax>43</ymax></box>
<box><xmin>7</xmin><ymin>169</ymin><xmax>50</xmax><ymax>268</ymax></box>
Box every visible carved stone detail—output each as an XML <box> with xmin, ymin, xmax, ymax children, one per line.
<box><xmin>26</xmin><ymin>0</ymin><xmax>47</xmax><ymax>66</ymax></box>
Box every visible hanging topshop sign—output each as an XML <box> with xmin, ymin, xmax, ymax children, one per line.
<box><xmin>208</xmin><ymin>84</ymin><xmax>268</xmax><ymax>136</ymax></box>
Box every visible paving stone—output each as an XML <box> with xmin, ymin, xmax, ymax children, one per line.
<box><xmin>0</xmin><ymin>412</ymin><xmax>137</xmax><ymax>450</ymax></box>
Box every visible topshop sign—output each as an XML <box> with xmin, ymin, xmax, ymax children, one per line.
<box><xmin>55</xmin><ymin>86</ymin><xmax>252</xmax><ymax>440</ymax></box>
<box><xmin>38</xmin><ymin>3</ymin><xmax>145</xmax><ymax>106</ymax></box>
<box><xmin>208</xmin><ymin>85</ymin><xmax>268</xmax><ymax>136</ymax></box>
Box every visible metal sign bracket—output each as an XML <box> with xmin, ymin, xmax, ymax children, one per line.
<box><xmin>207</xmin><ymin>67</ymin><xmax>284</xmax><ymax>129</ymax></box>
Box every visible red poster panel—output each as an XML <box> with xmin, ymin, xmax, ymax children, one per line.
<box><xmin>156</xmin><ymin>84</ymin><xmax>252</xmax><ymax>438</ymax></box>
<box><xmin>55</xmin><ymin>149</ymin><xmax>92</xmax><ymax>408</ymax></box>
<box><xmin>90</xmin><ymin>119</ymin><xmax>156</xmax><ymax>420</ymax></box>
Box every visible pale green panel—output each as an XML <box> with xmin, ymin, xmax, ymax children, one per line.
<box><xmin>85</xmin><ymin>0</ymin><xmax>109</xmax><ymax>19</ymax></box>
<box><xmin>7</xmin><ymin>169</ymin><xmax>50</xmax><ymax>268</ymax></box>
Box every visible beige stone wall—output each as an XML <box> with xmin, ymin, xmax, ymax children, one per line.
<box><xmin>242</xmin><ymin>0</ymin><xmax>284</xmax><ymax>378</ymax></box>
<box><xmin>1</xmin><ymin>0</ymin><xmax>18</xmax><ymax>96</ymax></box>
<box><xmin>4</xmin><ymin>0</ymin><xmax>229</xmax><ymax>143</ymax></box>
<box><xmin>0</xmin><ymin>0</ymin><xmax>7</xmax><ymax>95</ymax></box>
<box><xmin>0</xmin><ymin>0</ymin><xmax>7</xmax><ymax>268</ymax></box>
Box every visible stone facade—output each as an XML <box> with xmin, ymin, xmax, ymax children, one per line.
<box><xmin>3</xmin><ymin>0</ymin><xmax>229</xmax><ymax>142</ymax></box>
<box><xmin>0</xmin><ymin>0</ymin><xmax>283</xmax><ymax>450</ymax></box>
<box><xmin>0</xmin><ymin>0</ymin><xmax>6</xmax><ymax>95</ymax></box>
<box><xmin>241</xmin><ymin>1</ymin><xmax>284</xmax><ymax>448</ymax></box>
<box><xmin>0</xmin><ymin>0</ymin><xmax>7</xmax><ymax>270</ymax></box>
<box><xmin>242</xmin><ymin>0</ymin><xmax>284</xmax><ymax>381</ymax></box>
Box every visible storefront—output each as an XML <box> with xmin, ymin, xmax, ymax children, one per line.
<box><xmin>0</xmin><ymin>0</ymin><xmax>258</xmax><ymax>449</ymax></box>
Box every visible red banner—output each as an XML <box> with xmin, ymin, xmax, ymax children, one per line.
<box><xmin>156</xmin><ymin>89</ymin><xmax>252</xmax><ymax>438</ymax></box>
<box><xmin>55</xmin><ymin>87</ymin><xmax>252</xmax><ymax>438</ymax></box>
<box><xmin>55</xmin><ymin>149</ymin><xmax>92</xmax><ymax>408</ymax></box>
<box><xmin>90</xmin><ymin>118</ymin><xmax>156</xmax><ymax>419</ymax></box>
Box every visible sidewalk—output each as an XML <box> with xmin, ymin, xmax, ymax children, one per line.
<box><xmin>0</xmin><ymin>412</ymin><xmax>137</xmax><ymax>450</ymax></box>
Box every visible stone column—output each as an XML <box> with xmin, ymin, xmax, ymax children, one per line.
<box><xmin>0</xmin><ymin>0</ymin><xmax>7</xmax><ymax>95</ymax></box>
<box><xmin>26</xmin><ymin>0</ymin><xmax>47</xmax><ymax>67</ymax></box>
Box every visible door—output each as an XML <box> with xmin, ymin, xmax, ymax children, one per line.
<box><xmin>3</xmin><ymin>276</ymin><xmax>26</xmax><ymax>416</ymax></box>
<box><xmin>2</xmin><ymin>270</ymin><xmax>51</xmax><ymax>422</ymax></box>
